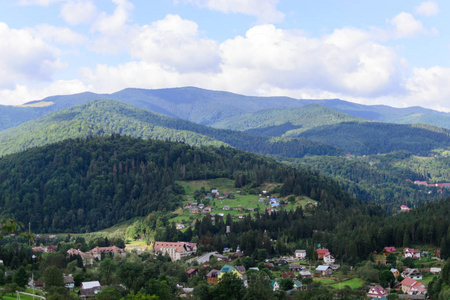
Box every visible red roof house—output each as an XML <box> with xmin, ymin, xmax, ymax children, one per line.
<box><xmin>316</xmin><ymin>249</ymin><xmax>330</xmax><ymax>259</ymax></box>
<box><xmin>367</xmin><ymin>285</ymin><xmax>388</xmax><ymax>298</ymax></box>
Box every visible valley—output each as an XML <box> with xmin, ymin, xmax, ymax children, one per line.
<box><xmin>1</xmin><ymin>88</ymin><xmax>450</xmax><ymax>299</ymax></box>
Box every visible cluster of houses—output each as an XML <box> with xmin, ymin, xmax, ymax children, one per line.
<box><xmin>65</xmin><ymin>246</ymin><xmax>127</xmax><ymax>266</ymax></box>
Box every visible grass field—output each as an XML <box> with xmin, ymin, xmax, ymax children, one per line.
<box><xmin>171</xmin><ymin>179</ymin><xmax>316</xmax><ymax>225</ymax></box>
<box><xmin>331</xmin><ymin>278</ymin><xmax>362</xmax><ymax>289</ymax></box>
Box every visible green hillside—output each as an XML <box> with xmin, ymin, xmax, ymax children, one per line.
<box><xmin>295</xmin><ymin>121</ymin><xmax>450</xmax><ymax>155</ymax></box>
<box><xmin>0</xmin><ymin>135</ymin><xmax>355</xmax><ymax>233</ymax></box>
<box><xmin>0</xmin><ymin>99</ymin><xmax>340</xmax><ymax>158</ymax></box>
<box><xmin>213</xmin><ymin>104</ymin><xmax>365</xmax><ymax>136</ymax></box>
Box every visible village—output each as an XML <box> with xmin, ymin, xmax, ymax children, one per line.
<box><xmin>17</xmin><ymin>181</ymin><xmax>443</xmax><ymax>299</ymax></box>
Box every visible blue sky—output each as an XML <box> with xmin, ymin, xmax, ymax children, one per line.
<box><xmin>1</xmin><ymin>0</ymin><xmax>450</xmax><ymax>112</ymax></box>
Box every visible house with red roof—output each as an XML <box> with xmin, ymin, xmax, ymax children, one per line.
<box><xmin>400</xmin><ymin>205</ymin><xmax>411</xmax><ymax>212</ymax></box>
<box><xmin>367</xmin><ymin>285</ymin><xmax>388</xmax><ymax>299</ymax></box>
<box><xmin>316</xmin><ymin>249</ymin><xmax>330</xmax><ymax>259</ymax></box>
<box><xmin>404</xmin><ymin>248</ymin><xmax>421</xmax><ymax>259</ymax></box>
<box><xmin>86</xmin><ymin>246</ymin><xmax>126</xmax><ymax>260</ymax></box>
<box><xmin>382</xmin><ymin>247</ymin><xmax>396</xmax><ymax>256</ymax></box>
<box><xmin>401</xmin><ymin>278</ymin><xmax>427</xmax><ymax>295</ymax></box>
<box><xmin>154</xmin><ymin>241</ymin><xmax>197</xmax><ymax>261</ymax></box>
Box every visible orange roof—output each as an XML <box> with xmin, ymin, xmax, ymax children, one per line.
<box><xmin>316</xmin><ymin>249</ymin><xmax>329</xmax><ymax>254</ymax></box>
<box><xmin>401</xmin><ymin>277</ymin><xmax>417</xmax><ymax>287</ymax></box>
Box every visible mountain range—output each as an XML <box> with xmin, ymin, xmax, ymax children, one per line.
<box><xmin>1</xmin><ymin>86</ymin><xmax>450</xmax><ymax>210</ymax></box>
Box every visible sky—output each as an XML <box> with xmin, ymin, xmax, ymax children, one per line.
<box><xmin>1</xmin><ymin>0</ymin><xmax>450</xmax><ymax>112</ymax></box>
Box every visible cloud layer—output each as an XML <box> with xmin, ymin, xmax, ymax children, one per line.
<box><xmin>2</xmin><ymin>0</ymin><xmax>449</xmax><ymax>112</ymax></box>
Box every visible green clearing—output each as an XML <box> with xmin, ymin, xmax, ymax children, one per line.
<box><xmin>171</xmin><ymin>178</ymin><xmax>316</xmax><ymax>225</ymax></box>
<box><xmin>331</xmin><ymin>278</ymin><xmax>362</xmax><ymax>289</ymax></box>
<box><xmin>313</xmin><ymin>278</ymin><xmax>336</xmax><ymax>284</ymax></box>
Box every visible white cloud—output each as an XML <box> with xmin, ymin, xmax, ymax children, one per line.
<box><xmin>415</xmin><ymin>1</ymin><xmax>439</xmax><ymax>17</ymax></box>
<box><xmin>402</xmin><ymin>66</ymin><xmax>450</xmax><ymax>111</ymax></box>
<box><xmin>60</xmin><ymin>0</ymin><xmax>98</xmax><ymax>26</ymax></box>
<box><xmin>0</xmin><ymin>80</ymin><xmax>90</xmax><ymax>105</ymax></box>
<box><xmin>130</xmin><ymin>14</ymin><xmax>220</xmax><ymax>73</ymax></box>
<box><xmin>77</xmin><ymin>23</ymin><xmax>405</xmax><ymax>101</ymax></box>
<box><xmin>92</xmin><ymin>0</ymin><xmax>134</xmax><ymax>35</ymax></box>
<box><xmin>179</xmin><ymin>0</ymin><xmax>284</xmax><ymax>23</ymax></box>
<box><xmin>31</xmin><ymin>24</ymin><xmax>86</xmax><ymax>45</ymax></box>
<box><xmin>220</xmin><ymin>25</ymin><xmax>402</xmax><ymax>97</ymax></box>
<box><xmin>388</xmin><ymin>12</ymin><xmax>427</xmax><ymax>38</ymax></box>
<box><xmin>88</xmin><ymin>0</ymin><xmax>135</xmax><ymax>54</ymax></box>
<box><xmin>79</xmin><ymin>61</ymin><xmax>217</xmax><ymax>93</ymax></box>
<box><xmin>0</xmin><ymin>22</ymin><xmax>64</xmax><ymax>89</ymax></box>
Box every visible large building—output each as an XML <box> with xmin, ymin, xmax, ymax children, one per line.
<box><xmin>86</xmin><ymin>246</ymin><xmax>127</xmax><ymax>260</ymax></box>
<box><xmin>153</xmin><ymin>241</ymin><xmax>197</xmax><ymax>261</ymax></box>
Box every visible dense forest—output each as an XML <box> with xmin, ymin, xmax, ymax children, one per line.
<box><xmin>0</xmin><ymin>134</ymin><xmax>352</xmax><ymax>233</ymax></box>
<box><xmin>287</xmin><ymin>151</ymin><xmax>450</xmax><ymax>212</ymax></box>
<box><xmin>0</xmin><ymin>99</ymin><xmax>339</xmax><ymax>157</ymax></box>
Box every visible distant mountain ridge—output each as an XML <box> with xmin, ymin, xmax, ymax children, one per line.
<box><xmin>0</xmin><ymin>99</ymin><xmax>339</xmax><ymax>157</ymax></box>
<box><xmin>2</xmin><ymin>86</ymin><xmax>450</xmax><ymax>132</ymax></box>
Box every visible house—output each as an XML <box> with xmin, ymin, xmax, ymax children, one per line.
<box><xmin>32</xmin><ymin>246</ymin><xmax>45</xmax><ymax>253</ymax></box>
<box><xmin>282</xmin><ymin>272</ymin><xmax>295</xmax><ymax>279</ymax></box>
<box><xmin>64</xmin><ymin>274</ymin><xmax>75</xmax><ymax>291</ymax></box>
<box><xmin>176</xmin><ymin>224</ymin><xmax>185</xmax><ymax>230</ymax></box>
<box><xmin>67</xmin><ymin>248</ymin><xmax>94</xmax><ymax>266</ymax></box>
<box><xmin>187</xmin><ymin>268</ymin><xmax>198</xmax><ymax>278</ymax></box>
<box><xmin>81</xmin><ymin>281</ymin><xmax>101</xmax><ymax>290</ymax></box>
<box><xmin>270</xmin><ymin>280</ymin><xmax>280</xmax><ymax>291</ymax></box>
<box><xmin>382</xmin><ymin>247</ymin><xmax>396</xmax><ymax>256</ymax></box>
<box><xmin>289</xmin><ymin>263</ymin><xmax>302</xmax><ymax>272</ymax></box>
<box><xmin>190</xmin><ymin>208</ymin><xmax>199</xmax><ymax>213</ymax></box>
<box><xmin>401</xmin><ymin>278</ymin><xmax>427</xmax><ymax>295</ymax></box>
<box><xmin>316</xmin><ymin>249</ymin><xmax>330</xmax><ymax>259</ymax></box>
<box><xmin>206</xmin><ymin>269</ymin><xmax>219</xmax><ymax>284</ymax></box>
<box><xmin>218</xmin><ymin>264</ymin><xmax>243</xmax><ymax>280</ymax></box>
<box><xmin>223</xmin><ymin>206</ymin><xmax>230</xmax><ymax>211</ymax></box>
<box><xmin>402</xmin><ymin>268</ymin><xmax>422</xmax><ymax>280</ymax></box>
<box><xmin>299</xmin><ymin>270</ymin><xmax>312</xmax><ymax>278</ymax></box>
<box><xmin>86</xmin><ymin>246</ymin><xmax>127</xmax><ymax>260</ymax></box>
<box><xmin>235</xmin><ymin>265</ymin><xmax>246</xmax><ymax>275</ymax></box>
<box><xmin>401</xmin><ymin>205</ymin><xmax>411</xmax><ymax>212</ymax></box>
<box><xmin>323</xmin><ymin>253</ymin><xmax>335</xmax><ymax>264</ymax></box>
<box><xmin>154</xmin><ymin>241</ymin><xmax>197</xmax><ymax>261</ymax></box>
<box><xmin>404</xmin><ymin>248</ymin><xmax>421</xmax><ymax>259</ymax></box>
<box><xmin>293</xmin><ymin>280</ymin><xmax>304</xmax><ymax>290</ymax></box>
<box><xmin>47</xmin><ymin>245</ymin><xmax>57</xmax><ymax>252</ymax></box>
<box><xmin>28</xmin><ymin>279</ymin><xmax>43</xmax><ymax>289</ymax></box>
<box><xmin>367</xmin><ymin>285</ymin><xmax>388</xmax><ymax>299</ymax></box>
<box><xmin>198</xmin><ymin>204</ymin><xmax>205</xmax><ymax>210</ymax></box>
<box><xmin>295</xmin><ymin>250</ymin><xmax>306</xmax><ymax>260</ymax></box>
<box><xmin>390</xmin><ymin>268</ymin><xmax>400</xmax><ymax>278</ymax></box>
<box><xmin>79</xmin><ymin>281</ymin><xmax>104</xmax><ymax>298</ymax></box>
<box><xmin>315</xmin><ymin>265</ymin><xmax>332</xmax><ymax>276</ymax></box>
<box><xmin>430</xmin><ymin>267</ymin><xmax>442</xmax><ymax>275</ymax></box>
<box><xmin>270</xmin><ymin>198</ymin><xmax>280</xmax><ymax>207</ymax></box>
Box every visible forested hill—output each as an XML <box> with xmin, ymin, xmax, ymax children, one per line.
<box><xmin>0</xmin><ymin>99</ymin><xmax>339</xmax><ymax>157</ymax></box>
<box><xmin>2</xmin><ymin>87</ymin><xmax>450</xmax><ymax>132</ymax></box>
<box><xmin>0</xmin><ymin>135</ymin><xmax>362</xmax><ymax>233</ymax></box>
<box><xmin>212</xmin><ymin>104</ymin><xmax>365</xmax><ymax>136</ymax></box>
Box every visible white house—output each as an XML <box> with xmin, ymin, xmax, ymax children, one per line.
<box><xmin>270</xmin><ymin>280</ymin><xmax>280</xmax><ymax>291</ymax></box>
<box><xmin>295</xmin><ymin>250</ymin><xmax>306</xmax><ymax>260</ymax></box>
<box><xmin>81</xmin><ymin>281</ymin><xmax>101</xmax><ymax>290</ymax></box>
<box><xmin>323</xmin><ymin>253</ymin><xmax>335</xmax><ymax>264</ymax></box>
